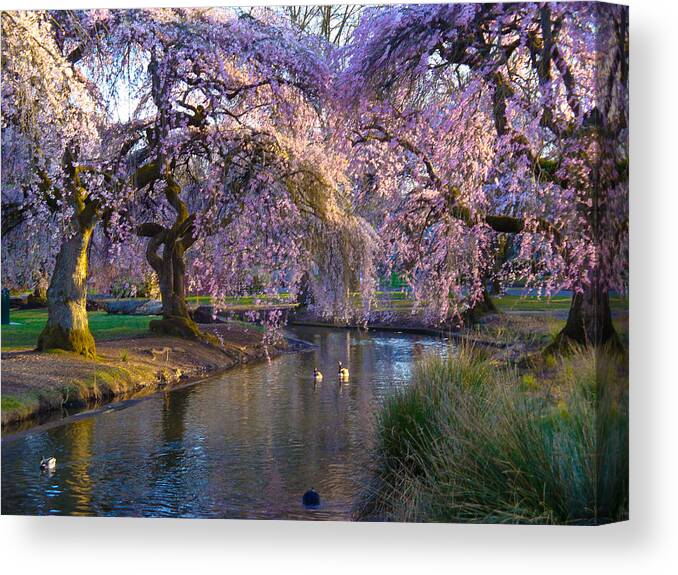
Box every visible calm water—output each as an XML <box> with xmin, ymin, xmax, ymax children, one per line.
<box><xmin>1</xmin><ymin>327</ymin><xmax>451</xmax><ymax>520</ymax></box>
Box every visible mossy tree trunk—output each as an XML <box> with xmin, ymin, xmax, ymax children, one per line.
<box><xmin>546</xmin><ymin>109</ymin><xmax>623</xmax><ymax>354</ymax></box>
<box><xmin>150</xmin><ymin>235</ymin><xmax>201</xmax><ymax>339</ymax></box>
<box><xmin>468</xmin><ymin>288</ymin><xmax>497</xmax><ymax>323</ymax></box>
<box><xmin>483</xmin><ymin>213</ymin><xmax>620</xmax><ymax>353</ymax></box>
<box><xmin>37</xmin><ymin>162</ymin><xmax>98</xmax><ymax>357</ymax></box>
<box><xmin>137</xmin><ymin>172</ymin><xmax>203</xmax><ymax>340</ymax></box>
<box><xmin>31</xmin><ymin>270</ymin><xmax>49</xmax><ymax>303</ymax></box>
<box><xmin>547</xmin><ymin>282</ymin><xmax>620</xmax><ymax>354</ymax></box>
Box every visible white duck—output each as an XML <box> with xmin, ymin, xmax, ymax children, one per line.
<box><xmin>40</xmin><ymin>457</ymin><xmax>56</xmax><ymax>471</ymax></box>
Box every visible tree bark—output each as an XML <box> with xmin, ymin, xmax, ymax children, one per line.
<box><xmin>37</xmin><ymin>223</ymin><xmax>96</xmax><ymax>357</ymax></box>
<box><xmin>148</xmin><ymin>237</ymin><xmax>202</xmax><ymax>340</ymax></box>
<box><xmin>33</xmin><ymin>270</ymin><xmax>49</xmax><ymax>301</ymax></box>
<box><xmin>468</xmin><ymin>288</ymin><xmax>497</xmax><ymax>323</ymax></box>
<box><xmin>24</xmin><ymin>270</ymin><xmax>49</xmax><ymax>308</ymax></box>
<box><xmin>546</xmin><ymin>282</ymin><xmax>620</xmax><ymax>354</ymax></box>
<box><xmin>37</xmin><ymin>153</ymin><xmax>98</xmax><ymax>357</ymax></box>
<box><xmin>137</xmin><ymin>173</ymin><xmax>206</xmax><ymax>341</ymax></box>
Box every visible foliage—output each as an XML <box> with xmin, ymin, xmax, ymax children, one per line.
<box><xmin>1</xmin><ymin>4</ymin><xmax>629</xmax><ymax>348</ymax></box>
<box><xmin>340</xmin><ymin>3</ymin><xmax>629</xmax><ymax>324</ymax></box>
<box><xmin>1</xmin><ymin>11</ymin><xmax>101</xmax><ymax>288</ymax></box>
<box><xmin>1</xmin><ymin>7</ymin><xmax>380</xmax><ymax>344</ymax></box>
<box><xmin>91</xmin><ymin>7</ymin><xmax>378</xmax><ymax>325</ymax></box>
<box><xmin>109</xmin><ymin>273</ymin><xmax>160</xmax><ymax>299</ymax></box>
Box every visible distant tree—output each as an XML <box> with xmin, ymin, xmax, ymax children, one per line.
<box><xmin>282</xmin><ymin>4</ymin><xmax>363</xmax><ymax>46</ymax></box>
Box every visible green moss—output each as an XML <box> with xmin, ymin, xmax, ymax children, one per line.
<box><xmin>1</xmin><ymin>393</ymin><xmax>42</xmax><ymax>425</ymax></box>
<box><xmin>37</xmin><ymin>324</ymin><xmax>96</xmax><ymax>359</ymax></box>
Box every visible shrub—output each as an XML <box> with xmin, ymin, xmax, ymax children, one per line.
<box><xmin>358</xmin><ymin>346</ymin><xmax>628</xmax><ymax>524</ymax></box>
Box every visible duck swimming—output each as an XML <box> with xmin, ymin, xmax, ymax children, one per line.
<box><xmin>302</xmin><ymin>487</ymin><xmax>320</xmax><ymax>508</ymax></box>
<box><xmin>313</xmin><ymin>368</ymin><xmax>323</xmax><ymax>382</ymax></box>
<box><xmin>40</xmin><ymin>457</ymin><xmax>56</xmax><ymax>471</ymax></box>
<box><xmin>337</xmin><ymin>361</ymin><xmax>349</xmax><ymax>380</ymax></box>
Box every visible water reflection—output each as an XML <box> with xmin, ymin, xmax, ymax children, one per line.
<box><xmin>2</xmin><ymin>327</ymin><xmax>452</xmax><ymax>519</ymax></box>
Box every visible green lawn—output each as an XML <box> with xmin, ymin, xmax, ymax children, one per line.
<box><xmin>493</xmin><ymin>294</ymin><xmax>628</xmax><ymax>312</ymax></box>
<box><xmin>370</xmin><ymin>292</ymin><xmax>627</xmax><ymax>313</ymax></box>
<box><xmin>2</xmin><ymin>293</ymin><xmax>628</xmax><ymax>351</ymax></box>
<box><xmin>186</xmin><ymin>294</ymin><xmax>292</xmax><ymax>305</ymax></box>
<box><xmin>1</xmin><ymin>310</ymin><xmax>152</xmax><ymax>351</ymax></box>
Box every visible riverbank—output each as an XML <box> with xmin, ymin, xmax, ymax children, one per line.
<box><xmin>290</xmin><ymin>310</ymin><xmax>559</xmax><ymax>365</ymax></box>
<box><xmin>291</xmin><ymin>303</ymin><xmax>628</xmax><ymax>366</ymax></box>
<box><xmin>1</xmin><ymin>322</ymin><xmax>291</xmax><ymax>430</ymax></box>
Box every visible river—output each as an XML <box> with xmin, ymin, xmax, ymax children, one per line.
<box><xmin>1</xmin><ymin>326</ymin><xmax>452</xmax><ymax>520</ymax></box>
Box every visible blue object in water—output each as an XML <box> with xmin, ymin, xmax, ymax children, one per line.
<box><xmin>302</xmin><ymin>488</ymin><xmax>320</xmax><ymax>508</ymax></box>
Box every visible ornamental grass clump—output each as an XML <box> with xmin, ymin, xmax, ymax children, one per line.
<box><xmin>359</xmin><ymin>346</ymin><xmax>628</xmax><ymax>524</ymax></box>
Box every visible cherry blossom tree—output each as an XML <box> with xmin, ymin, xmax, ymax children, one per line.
<box><xmin>3</xmin><ymin>8</ymin><xmax>378</xmax><ymax>353</ymax></box>
<box><xmin>4</xmin><ymin>4</ymin><xmax>627</xmax><ymax>355</ymax></box>
<box><xmin>2</xmin><ymin>10</ymin><xmax>107</xmax><ymax>356</ymax></box>
<box><xmin>340</xmin><ymin>2</ymin><xmax>628</xmax><ymax>349</ymax></box>
<box><xmin>3</xmin><ymin>9</ymin><xmax>374</xmax><ymax>356</ymax></box>
<box><xmin>93</xmin><ymin>8</ymin><xmax>377</xmax><ymax>339</ymax></box>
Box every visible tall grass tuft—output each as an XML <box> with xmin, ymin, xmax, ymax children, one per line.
<box><xmin>358</xmin><ymin>346</ymin><xmax>628</xmax><ymax>524</ymax></box>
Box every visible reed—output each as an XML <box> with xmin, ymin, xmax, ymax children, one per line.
<box><xmin>358</xmin><ymin>346</ymin><xmax>628</xmax><ymax>524</ymax></box>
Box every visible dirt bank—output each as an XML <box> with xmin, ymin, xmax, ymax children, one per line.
<box><xmin>1</xmin><ymin>322</ymin><xmax>295</xmax><ymax>430</ymax></box>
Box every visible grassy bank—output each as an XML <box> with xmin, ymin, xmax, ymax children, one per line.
<box><xmin>1</xmin><ymin>321</ymin><xmax>286</xmax><ymax>430</ymax></box>
<box><xmin>1</xmin><ymin>353</ymin><xmax>163</xmax><ymax>427</ymax></box>
<box><xmin>358</xmin><ymin>347</ymin><xmax>628</xmax><ymax>524</ymax></box>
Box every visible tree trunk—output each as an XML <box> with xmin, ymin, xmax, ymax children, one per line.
<box><xmin>33</xmin><ymin>270</ymin><xmax>49</xmax><ymax>301</ymax></box>
<box><xmin>24</xmin><ymin>270</ymin><xmax>48</xmax><ymax>308</ymax></box>
<box><xmin>147</xmin><ymin>236</ymin><xmax>202</xmax><ymax>340</ymax></box>
<box><xmin>547</xmin><ymin>283</ymin><xmax>620</xmax><ymax>354</ymax></box>
<box><xmin>468</xmin><ymin>288</ymin><xmax>497</xmax><ymax>323</ymax></box>
<box><xmin>37</xmin><ymin>224</ymin><xmax>96</xmax><ymax>357</ymax></box>
<box><xmin>138</xmin><ymin>172</ymin><xmax>206</xmax><ymax>341</ymax></box>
